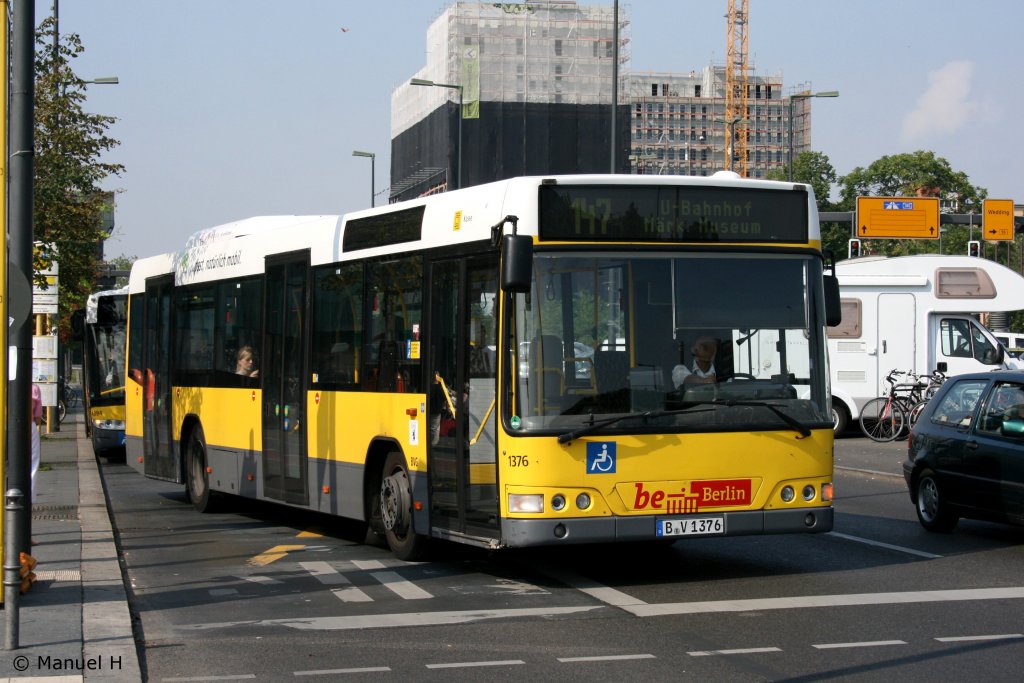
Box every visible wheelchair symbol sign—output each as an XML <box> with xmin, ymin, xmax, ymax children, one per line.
<box><xmin>586</xmin><ymin>442</ymin><xmax>616</xmax><ymax>474</ymax></box>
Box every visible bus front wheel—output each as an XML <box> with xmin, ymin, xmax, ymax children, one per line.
<box><xmin>379</xmin><ymin>451</ymin><xmax>428</xmax><ymax>560</ymax></box>
<box><xmin>186</xmin><ymin>424</ymin><xmax>219</xmax><ymax>513</ymax></box>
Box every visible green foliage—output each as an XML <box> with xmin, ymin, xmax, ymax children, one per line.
<box><xmin>33</xmin><ymin>17</ymin><xmax>124</xmax><ymax>340</ymax></box>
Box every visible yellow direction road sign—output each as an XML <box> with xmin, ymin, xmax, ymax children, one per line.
<box><xmin>856</xmin><ymin>196</ymin><xmax>940</xmax><ymax>239</ymax></box>
<box><xmin>983</xmin><ymin>199</ymin><xmax>1015</xmax><ymax>241</ymax></box>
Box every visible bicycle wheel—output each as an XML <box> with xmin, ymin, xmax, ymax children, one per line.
<box><xmin>859</xmin><ymin>397</ymin><xmax>906</xmax><ymax>442</ymax></box>
<box><xmin>57</xmin><ymin>398</ymin><xmax>67</xmax><ymax>424</ymax></box>
<box><xmin>907</xmin><ymin>399</ymin><xmax>929</xmax><ymax>427</ymax></box>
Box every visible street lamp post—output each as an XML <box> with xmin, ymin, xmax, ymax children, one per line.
<box><xmin>787</xmin><ymin>90</ymin><xmax>838</xmax><ymax>182</ymax></box>
<box><xmin>410</xmin><ymin>78</ymin><xmax>463</xmax><ymax>190</ymax></box>
<box><xmin>352</xmin><ymin>151</ymin><xmax>375</xmax><ymax>207</ymax></box>
<box><xmin>686</xmin><ymin>133</ymin><xmax>706</xmax><ymax>175</ymax></box>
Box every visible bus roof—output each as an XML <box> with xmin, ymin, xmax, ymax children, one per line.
<box><xmin>129</xmin><ymin>174</ymin><xmax>820</xmax><ymax>290</ymax></box>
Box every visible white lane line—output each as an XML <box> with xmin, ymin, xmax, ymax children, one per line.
<box><xmin>625</xmin><ymin>587</ymin><xmax>1024</xmax><ymax>617</ymax></box>
<box><xmin>538</xmin><ymin>566</ymin><xmax>648</xmax><ymax>606</ymax></box>
<box><xmin>426</xmin><ymin>660</ymin><xmax>524</xmax><ymax>669</ymax></box>
<box><xmin>238</xmin><ymin>574</ymin><xmax>283</xmax><ymax>585</ymax></box>
<box><xmin>185</xmin><ymin>605</ymin><xmax>603</xmax><ymax>631</ymax></box>
<box><xmin>294</xmin><ymin>667</ymin><xmax>391</xmax><ymax>676</ymax></box>
<box><xmin>301</xmin><ymin>561</ymin><xmax>351</xmax><ymax>586</ymax></box>
<box><xmin>688</xmin><ymin>647</ymin><xmax>782</xmax><ymax>657</ymax></box>
<box><xmin>349</xmin><ymin>559</ymin><xmax>432</xmax><ymax>599</ymax></box>
<box><xmin>828</xmin><ymin>531</ymin><xmax>943</xmax><ymax>559</ymax></box>
<box><xmin>813</xmin><ymin>640</ymin><xmax>906</xmax><ymax>649</ymax></box>
<box><xmin>301</xmin><ymin>560</ymin><xmax>373</xmax><ymax>602</ymax></box>
<box><xmin>935</xmin><ymin>634</ymin><xmax>1024</xmax><ymax>642</ymax></box>
<box><xmin>162</xmin><ymin>676</ymin><xmax>257</xmax><ymax>681</ymax></box>
<box><xmin>371</xmin><ymin>570</ymin><xmax>433</xmax><ymax>600</ymax></box>
<box><xmin>558</xmin><ymin>654</ymin><xmax>656</xmax><ymax>662</ymax></box>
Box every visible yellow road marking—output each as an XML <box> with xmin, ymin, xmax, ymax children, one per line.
<box><xmin>297</xmin><ymin>529</ymin><xmax>325</xmax><ymax>538</ymax></box>
<box><xmin>249</xmin><ymin>544</ymin><xmax>306</xmax><ymax>566</ymax></box>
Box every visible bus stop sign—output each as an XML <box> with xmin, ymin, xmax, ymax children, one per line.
<box><xmin>856</xmin><ymin>196</ymin><xmax>940</xmax><ymax>239</ymax></box>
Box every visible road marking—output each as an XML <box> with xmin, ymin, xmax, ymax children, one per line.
<box><xmin>625</xmin><ymin>587</ymin><xmax>1024</xmax><ymax>617</ymax></box>
<box><xmin>813</xmin><ymin>640</ymin><xmax>906</xmax><ymax>649</ymax></box>
<box><xmin>248</xmin><ymin>544</ymin><xmax>306</xmax><ymax>566</ymax></box>
<box><xmin>828</xmin><ymin>531</ymin><xmax>943</xmax><ymax>559</ymax></box>
<box><xmin>425</xmin><ymin>660</ymin><xmax>524</xmax><ymax>669</ymax></box>
<box><xmin>185</xmin><ymin>605</ymin><xmax>603</xmax><ymax>632</ymax></box>
<box><xmin>238</xmin><ymin>574</ymin><xmax>283</xmax><ymax>585</ymax></box>
<box><xmin>935</xmin><ymin>633</ymin><xmax>1024</xmax><ymax>642</ymax></box>
<box><xmin>300</xmin><ymin>561</ymin><xmax>373</xmax><ymax>602</ymax></box>
<box><xmin>538</xmin><ymin>566</ymin><xmax>648</xmax><ymax>606</ymax></box>
<box><xmin>162</xmin><ymin>676</ymin><xmax>256</xmax><ymax>681</ymax></box>
<box><xmin>352</xmin><ymin>559</ymin><xmax>433</xmax><ymax>600</ymax></box>
<box><xmin>557</xmin><ymin>654</ymin><xmax>656</xmax><ymax>662</ymax></box>
<box><xmin>294</xmin><ymin>667</ymin><xmax>391</xmax><ymax>676</ymax></box>
<box><xmin>688</xmin><ymin>647</ymin><xmax>781</xmax><ymax>656</ymax></box>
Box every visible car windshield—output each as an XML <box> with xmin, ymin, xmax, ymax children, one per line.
<box><xmin>508</xmin><ymin>252</ymin><xmax>831</xmax><ymax>435</ymax></box>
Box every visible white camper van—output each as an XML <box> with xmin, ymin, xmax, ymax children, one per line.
<box><xmin>827</xmin><ymin>255</ymin><xmax>1024</xmax><ymax>433</ymax></box>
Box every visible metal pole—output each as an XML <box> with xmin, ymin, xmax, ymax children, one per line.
<box><xmin>787</xmin><ymin>96</ymin><xmax>795</xmax><ymax>182</ymax></box>
<box><xmin>9</xmin><ymin>0</ymin><xmax>37</xmax><ymax>558</ymax></box>
<box><xmin>370</xmin><ymin>154</ymin><xmax>375</xmax><ymax>207</ymax></box>
<box><xmin>456</xmin><ymin>85</ymin><xmax>462</xmax><ymax>190</ymax></box>
<box><xmin>4</xmin><ymin>490</ymin><xmax>25</xmax><ymax>649</ymax></box>
<box><xmin>610</xmin><ymin>0</ymin><xmax>618</xmax><ymax>173</ymax></box>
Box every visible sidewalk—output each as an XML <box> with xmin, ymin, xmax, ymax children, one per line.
<box><xmin>0</xmin><ymin>411</ymin><xmax>141</xmax><ymax>682</ymax></box>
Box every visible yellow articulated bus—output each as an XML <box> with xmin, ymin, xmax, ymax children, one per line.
<box><xmin>125</xmin><ymin>173</ymin><xmax>841</xmax><ymax>560</ymax></box>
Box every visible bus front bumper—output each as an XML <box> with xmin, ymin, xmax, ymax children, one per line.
<box><xmin>501</xmin><ymin>506</ymin><xmax>833</xmax><ymax>548</ymax></box>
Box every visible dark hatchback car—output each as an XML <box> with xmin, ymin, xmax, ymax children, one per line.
<box><xmin>903</xmin><ymin>370</ymin><xmax>1024</xmax><ymax>532</ymax></box>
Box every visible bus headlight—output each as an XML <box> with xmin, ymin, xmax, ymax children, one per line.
<box><xmin>575</xmin><ymin>493</ymin><xmax>592</xmax><ymax>510</ymax></box>
<box><xmin>93</xmin><ymin>419</ymin><xmax>126</xmax><ymax>431</ymax></box>
<box><xmin>508</xmin><ymin>493</ymin><xmax>544</xmax><ymax>513</ymax></box>
<box><xmin>780</xmin><ymin>486</ymin><xmax>795</xmax><ymax>503</ymax></box>
<box><xmin>551</xmin><ymin>494</ymin><xmax>566</xmax><ymax>511</ymax></box>
<box><xmin>802</xmin><ymin>485</ymin><xmax>816</xmax><ymax>501</ymax></box>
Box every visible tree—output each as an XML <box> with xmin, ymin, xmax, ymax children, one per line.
<box><xmin>33</xmin><ymin>17</ymin><xmax>124</xmax><ymax>341</ymax></box>
<box><xmin>768</xmin><ymin>150</ymin><xmax>849</xmax><ymax>259</ymax></box>
<box><xmin>837</xmin><ymin>150</ymin><xmax>987</xmax><ymax>259</ymax></box>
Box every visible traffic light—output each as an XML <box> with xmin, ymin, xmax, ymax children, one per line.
<box><xmin>848</xmin><ymin>238</ymin><xmax>861</xmax><ymax>259</ymax></box>
<box><xmin>968</xmin><ymin>240</ymin><xmax>981</xmax><ymax>257</ymax></box>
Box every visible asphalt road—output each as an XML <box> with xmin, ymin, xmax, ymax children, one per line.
<box><xmin>100</xmin><ymin>435</ymin><xmax>1024</xmax><ymax>682</ymax></box>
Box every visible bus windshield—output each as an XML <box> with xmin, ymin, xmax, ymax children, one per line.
<box><xmin>86</xmin><ymin>321</ymin><xmax>127</xmax><ymax>407</ymax></box>
<box><xmin>510</xmin><ymin>252</ymin><xmax>830</xmax><ymax>434</ymax></box>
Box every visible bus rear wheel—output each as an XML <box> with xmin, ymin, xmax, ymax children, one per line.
<box><xmin>186</xmin><ymin>424</ymin><xmax>219</xmax><ymax>513</ymax></box>
<box><xmin>379</xmin><ymin>451</ymin><xmax>428</xmax><ymax>561</ymax></box>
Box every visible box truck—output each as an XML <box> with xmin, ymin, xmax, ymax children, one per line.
<box><xmin>828</xmin><ymin>254</ymin><xmax>1024</xmax><ymax>433</ymax></box>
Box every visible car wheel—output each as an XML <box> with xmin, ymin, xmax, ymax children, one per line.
<box><xmin>831</xmin><ymin>403</ymin><xmax>849</xmax><ymax>435</ymax></box>
<box><xmin>914</xmin><ymin>469</ymin><xmax>958</xmax><ymax>533</ymax></box>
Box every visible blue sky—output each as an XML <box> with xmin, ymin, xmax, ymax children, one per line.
<box><xmin>58</xmin><ymin>0</ymin><xmax>1024</xmax><ymax>259</ymax></box>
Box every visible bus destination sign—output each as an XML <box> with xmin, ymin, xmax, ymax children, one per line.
<box><xmin>538</xmin><ymin>185</ymin><xmax>809</xmax><ymax>244</ymax></box>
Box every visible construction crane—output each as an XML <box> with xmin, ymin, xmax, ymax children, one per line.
<box><xmin>724</xmin><ymin>0</ymin><xmax>749</xmax><ymax>176</ymax></box>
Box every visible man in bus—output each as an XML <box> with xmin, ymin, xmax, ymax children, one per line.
<box><xmin>671</xmin><ymin>335</ymin><xmax>719</xmax><ymax>389</ymax></box>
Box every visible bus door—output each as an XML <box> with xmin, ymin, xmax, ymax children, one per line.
<box><xmin>143</xmin><ymin>276</ymin><xmax>177</xmax><ymax>481</ymax></box>
<box><xmin>262</xmin><ymin>253</ymin><xmax>310</xmax><ymax>505</ymax></box>
<box><xmin>427</xmin><ymin>257</ymin><xmax>499</xmax><ymax>540</ymax></box>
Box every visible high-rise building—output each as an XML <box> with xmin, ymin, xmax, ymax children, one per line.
<box><xmin>389</xmin><ymin>1</ymin><xmax>813</xmax><ymax>201</ymax></box>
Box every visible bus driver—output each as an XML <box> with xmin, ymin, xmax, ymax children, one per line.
<box><xmin>671</xmin><ymin>336</ymin><xmax>718</xmax><ymax>389</ymax></box>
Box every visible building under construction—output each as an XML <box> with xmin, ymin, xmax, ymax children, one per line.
<box><xmin>389</xmin><ymin>1</ymin><xmax>815</xmax><ymax>202</ymax></box>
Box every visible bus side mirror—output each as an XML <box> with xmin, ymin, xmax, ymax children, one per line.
<box><xmin>824</xmin><ymin>275</ymin><xmax>842</xmax><ymax>328</ymax></box>
<box><xmin>501</xmin><ymin>234</ymin><xmax>533</xmax><ymax>293</ymax></box>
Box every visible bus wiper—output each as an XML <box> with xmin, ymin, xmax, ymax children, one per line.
<box><xmin>557</xmin><ymin>406</ymin><xmax>713</xmax><ymax>444</ymax></box>
<box><xmin>711</xmin><ymin>399</ymin><xmax>811</xmax><ymax>438</ymax></box>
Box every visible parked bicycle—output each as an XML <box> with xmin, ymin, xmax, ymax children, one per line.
<box><xmin>905</xmin><ymin>370</ymin><xmax>946</xmax><ymax>428</ymax></box>
<box><xmin>859</xmin><ymin>370</ymin><xmax>929</xmax><ymax>442</ymax></box>
<box><xmin>40</xmin><ymin>378</ymin><xmax>79</xmax><ymax>426</ymax></box>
